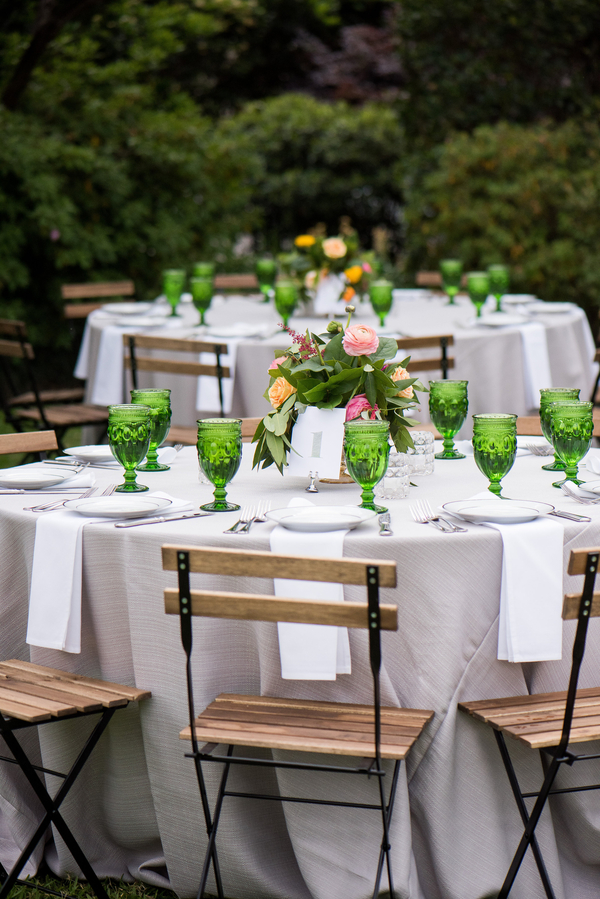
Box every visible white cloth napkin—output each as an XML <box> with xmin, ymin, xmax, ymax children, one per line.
<box><xmin>270</xmin><ymin>498</ymin><xmax>351</xmax><ymax>680</ymax></box>
<box><xmin>27</xmin><ymin>491</ymin><xmax>193</xmax><ymax>654</ymax></box>
<box><xmin>519</xmin><ymin>322</ymin><xmax>553</xmax><ymax>410</ymax></box>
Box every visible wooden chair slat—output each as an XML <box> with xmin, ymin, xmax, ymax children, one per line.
<box><xmin>568</xmin><ymin>548</ymin><xmax>600</xmax><ymax>575</ymax></box>
<box><xmin>517</xmin><ymin>415</ymin><xmax>600</xmax><ymax>438</ymax></box>
<box><xmin>0</xmin><ymin>697</ymin><xmax>52</xmax><ymax>723</ymax></box>
<box><xmin>164</xmin><ymin>588</ymin><xmax>398</xmax><ymax>631</ymax></box>
<box><xmin>0</xmin><ymin>431</ymin><xmax>58</xmax><ymax>455</ymax></box>
<box><xmin>162</xmin><ymin>545</ymin><xmax>397</xmax><ymax>587</ymax></box>
<box><xmin>188</xmin><ymin>715</ymin><xmax>422</xmax><ymax>743</ymax></box>
<box><xmin>200</xmin><ymin>706</ymin><xmax>425</xmax><ymax>736</ymax></box>
<box><xmin>208</xmin><ymin>699</ymin><xmax>429</xmax><ymax>727</ymax></box>
<box><xmin>0</xmin><ymin>338</ymin><xmax>34</xmax><ymax>360</ymax></box>
<box><xmin>213</xmin><ymin>694</ymin><xmax>433</xmax><ymax>722</ymax></box>
<box><xmin>64</xmin><ymin>303</ymin><xmax>106</xmax><ymax>319</ymax></box>
<box><xmin>395</xmin><ymin>335</ymin><xmax>454</xmax><ymax>350</ymax></box>
<box><xmin>563</xmin><ymin>590</ymin><xmax>600</xmax><ymax>619</ymax></box>
<box><xmin>166</xmin><ymin>418</ymin><xmax>260</xmax><ymax>446</ymax></box>
<box><xmin>8</xmin><ymin>388</ymin><xmax>85</xmax><ymax>406</ymax></box>
<box><xmin>0</xmin><ymin>660</ymin><xmax>150</xmax><ymax>703</ymax></box>
<box><xmin>125</xmin><ymin>357</ymin><xmax>231</xmax><ymax>378</ymax></box>
<box><xmin>61</xmin><ymin>281</ymin><xmax>135</xmax><ymax>300</ymax></box>
<box><xmin>0</xmin><ymin>684</ymin><xmax>77</xmax><ymax>717</ymax></box>
<box><xmin>13</xmin><ymin>405</ymin><xmax>108</xmax><ymax>427</ymax></box>
<box><xmin>213</xmin><ymin>274</ymin><xmax>258</xmax><ymax>290</ymax></box>
<box><xmin>404</xmin><ymin>358</ymin><xmax>455</xmax><ymax>373</ymax></box>
<box><xmin>123</xmin><ymin>335</ymin><xmax>227</xmax><ymax>354</ymax></box>
<box><xmin>459</xmin><ymin>685</ymin><xmax>600</xmax><ymax>714</ymax></box>
<box><xmin>0</xmin><ymin>676</ymin><xmax>103</xmax><ymax>713</ymax></box>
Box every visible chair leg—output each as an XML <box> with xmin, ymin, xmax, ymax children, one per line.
<box><xmin>192</xmin><ymin>752</ymin><xmax>225</xmax><ymax>899</ymax></box>
<box><xmin>0</xmin><ymin>711</ymin><xmax>115</xmax><ymax>899</ymax></box>
<box><xmin>372</xmin><ymin>760</ymin><xmax>401</xmax><ymax>899</ymax></box>
<box><xmin>197</xmin><ymin>745</ymin><xmax>233</xmax><ymax>899</ymax></box>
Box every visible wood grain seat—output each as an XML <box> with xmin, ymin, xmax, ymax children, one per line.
<box><xmin>182</xmin><ymin>694</ymin><xmax>432</xmax><ymax>759</ymax></box>
<box><xmin>13</xmin><ymin>403</ymin><xmax>108</xmax><ymax>427</ymax></box>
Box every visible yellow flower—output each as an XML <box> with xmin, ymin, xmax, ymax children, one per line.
<box><xmin>295</xmin><ymin>234</ymin><xmax>316</xmax><ymax>248</ymax></box>
<box><xmin>322</xmin><ymin>237</ymin><xmax>347</xmax><ymax>259</ymax></box>
<box><xmin>268</xmin><ymin>377</ymin><xmax>296</xmax><ymax>408</ymax></box>
<box><xmin>344</xmin><ymin>265</ymin><xmax>363</xmax><ymax>284</ymax></box>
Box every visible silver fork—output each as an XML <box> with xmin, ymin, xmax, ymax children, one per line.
<box><xmin>561</xmin><ymin>484</ymin><xmax>600</xmax><ymax>505</ymax></box>
<box><xmin>253</xmin><ymin>501</ymin><xmax>272</xmax><ymax>522</ymax></box>
<box><xmin>526</xmin><ymin>442</ymin><xmax>554</xmax><ymax>457</ymax></box>
<box><xmin>236</xmin><ymin>506</ymin><xmax>259</xmax><ymax>535</ymax></box>
<box><xmin>224</xmin><ymin>505</ymin><xmax>255</xmax><ymax>534</ymax></box>
<box><xmin>26</xmin><ymin>486</ymin><xmax>98</xmax><ymax>513</ymax></box>
<box><xmin>100</xmin><ymin>484</ymin><xmax>117</xmax><ymax>497</ymax></box>
<box><xmin>419</xmin><ymin>499</ymin><xmax>468</xmax><ymax>533</ymax></box>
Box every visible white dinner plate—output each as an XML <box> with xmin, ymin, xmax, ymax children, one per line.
<box><xmin>64</xmin><ymin>496</ymin><xmax>173</xmax><ymax>519</ymax></box>
<box><xmin>527</xmin><ymin>302</ymin><xmax>576</xmax><ymax>314</ymax></box>
<box><xmin>478</xmin><ymin>313</ymin><xmax>529</xmax><ymax>327</ymax></box>
<box><xmin>575</xmin><ymin>479</ymin><xmax>600</xmax><ymax>496</ymax></box>
<box><xmin>266</xmin><ymin>505</ymin><xmax>377</xmax><ymax>532</ymax></box>
<box><xmin>0</xmin><ymin>469</ymin><xmax>72</xmax><ymax>489</ymax></box>
<box><xmin>501</xmin><ymin>294</ymin><xmax>538</xmax><ymax>305</ymax></box>
<box><xmin>100</xmin><ymin>302</ymin><xmax>156</xmax><ymax>315</ymax></box>
<box><xmin>64</xmin><ymin>445</ymin><xmax>116</xmax><ymax>463</ymax></box>
<box><xmin>442</xmin><ymin>499</ymin><xmax>555</xmax><ymax>524</ymax></box>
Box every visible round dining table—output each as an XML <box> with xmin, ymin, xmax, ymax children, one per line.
<box><xmin>74</xmin><ymin>293</ymin><xmax>598</xmax><ymax>438</ymax></box>
<box><xmin>1</xmin><ymin>442</ymin><xmax>600</xmax><ymax>899</ymax></box>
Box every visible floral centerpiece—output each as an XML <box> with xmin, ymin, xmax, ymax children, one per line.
<box><xmin>252</xmin><ymin>307</ymin><xmax>423</xmax><ymax>473</ymax></box>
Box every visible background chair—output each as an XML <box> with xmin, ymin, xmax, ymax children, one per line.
<box><xmin>0</xmin><ymin>659</ymin><xmax>149</xmax><ymax>899</ymax></box>
<box><xmin>213</xmin><ymin>274</ymin><xmax>259</xmax><ymax>294</ymax></box>
<box><xmin>0</xmin><ymin>320</ymin><xmax>107</xmax><ymax>450</ymax></box>
<box><xmin>0</xmin><ymin>430</ymin><xmax>58</xmax><ymax>463</ymax></box>
<box><xmin>61</xmin><ymin>281</ymin><xmax>135</xmax><ymax>319</ymax></box>
<box><xmin>459</xmin><ymin>547</ymin><xmax>600</xmax><ymax>899</ymax></box>
<box><xmin>167</xmin><ymin>416</ymin><xmax>261</xmax><ymax>447</ymax></box>
<box><xmin>396</xmin><ymin>334</ymin><xmax>455</xmax><ymax>380</ymax></box>
<box><xmin>517</xmin><ymin>415</ymin><xmax>600</xmax><ymax>437</ymax></box>
<box><xmin>162</xmin><ymin>544</ymin><xmax>433</xmax><ymax>899</ymax></box>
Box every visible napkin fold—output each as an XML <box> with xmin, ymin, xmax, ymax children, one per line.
<box><xmin>270</xmin><ymin>498</ymin><xmax>351</xmax><ymax>680</ymax></box>
<box><xmin>519</xmin><ymin>322</ymin><xmax>553</xmax><ymax>410</ymax></box>
<box><xmin>27</xmin><ymin>491</ymin><xmax>193</xmax><ymax>654</ymax></box>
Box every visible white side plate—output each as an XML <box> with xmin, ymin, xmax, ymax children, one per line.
<box><xmin>442</xmin><ymin>499</ymin><xmax>554</xmax><ymax>524</ymax></box>
<box><xmin>478</xmin><ymin>313</ymin><xmax>529</xmax><ymax>327</ymax></box>
<box><xmin>527</xmin><ymin>302</ymin><xmax>576</xmax><ymax>314</ymax></box>
<box><xmin>64</xmin><ymin>496</ymin><xmax>173</xmax><ymax>519</ymax></box>
<box><xmin>0</xmin><ymin>469</ymin><xmax>72</xmax><ymax>489</ymax></box>
<box><xmin>266</xmin><ymin>505</ymin><xmax>376</xmax><ymax>532</ymax></box>
<box><xmin>100</xmin><ymin>302</ymin><xmax>156</xmax><ymax>315</ymax></box>
<box><xmin>64</xmin><ymin>445</ymin><xmax>116</xmax><ymax>463</ymax></box>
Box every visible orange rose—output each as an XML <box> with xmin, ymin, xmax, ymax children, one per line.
<box><xmin>268</xmin><ymin>376</ymin><xmax>296</xmax><ymax>408</ymax></box>
<box><xmin>322</xmin><ymin>237</ymin><xmax>347</xmax><ymax>259</ymax></box>
<box><xmin>342</xmin><ymin>286</ymin><xmax>356</xmax><ymax>302</ymax></box>
<box><xmin>390</xmin><ymin>365</ymin><xmax>414</xmax><ymax>398</ymax></box>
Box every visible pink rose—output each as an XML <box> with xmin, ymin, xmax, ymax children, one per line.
<box><xmin>342</xmin><ymin>324</ymin><xmax>379</xmax><ymax>357</ymax></box>
<box><xmin>268</xmin><ymin>355</ymin><xmax>287</xmax><ymax>372</ymax></box>
<box><xmin>345</xmin><ymin>394</ymin><xmax>378</xmax><ymax>421</ymax></box>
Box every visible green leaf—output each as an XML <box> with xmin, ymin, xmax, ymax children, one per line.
<box><xmin>365</xmin><ymin>372</ymin><xmax>377</xmax><ymax>407</ymax></box>
<box><xmin>272</xmin><ymin>412</ymin><xmax>289</xmax><ymax>436</ymax></box>
<box><xmin>263</xmin><ymin>415</ymin><xmax>276</xmax><ymax>432</ymax></box>
<box><xmin>322</xmin><ymin>332</ymin><xmax>347</xmax><ymax>362</ymax></box>
<box><xmin>369</xmin><ymin>337</ymin><xmax>399</xmax><ymax>362</ymax></box>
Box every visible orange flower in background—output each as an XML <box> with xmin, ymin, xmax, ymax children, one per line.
<box><xmin>342</xmin><ymin>286</ymin><xmax>356</xmax><ymax>302</ymax></box>
<box><xmin>344</xmin><ymin>265</ymin><xmax>363</xmax><ymax>284</ymax></box>
<box><xmin>304</xmin><ymin>270</ymin><xmax>318</xmax><ymax>289</ymax></box>
<box><xmin>268</xmin><ymin>377</ymin><xmax>296</xmax><ymax>408</ymax></box>
<box><xmin>322</xmin><ymin>237</ymin><xmax>347</xmax><ymax>259</ymax></box>
<box><xmin>295</xmin><ymin>234</ymin><xmax>316</xmax><ymax>248</ymax></box>
<box><xmin>390</xmin><ymin>366</ymin><xmax>414</xmax><ymax>398</ymax></box>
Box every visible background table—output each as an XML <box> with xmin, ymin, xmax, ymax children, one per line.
<box><xmin>2</xmin><ymin>446</ymin><xmax>600</xmax><ymax>898</ymax></box>
<box><xmin>74</xmin><ymin>294</ymin><xmax>598</xmax><ymax>438</ymax></box>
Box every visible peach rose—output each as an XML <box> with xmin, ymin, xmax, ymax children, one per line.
<box><xmin>390</xmin><ymin>365</ymin><xmax>414</xmax><ymax>398</ymax></box>
<box><xmin>268</xmin><ymin>355</ymin><xmax>287</xmax><ymax>372</ymax></box>
<box><xmin>345</xmin><ymin>394</ymin><xmax>378</xmax><ymax>421</ymax></box>
<box><xmin>268</xmin><ymin>376</ymin><xmax>296</xmax><ymax>408</ymax></box>
<box><xmin>342</xmin><ymin>324</ymin><xmax>379</xmax><ymax>357</ymax></box>
<box><xmin>304</xmin><ymin>270</ymin><xmax>318</xmax><ymax>289</ymax></box>
<box><xmin>322</xmin><ymin>237</ymin><xmax>347</xmax><ymax>259</ymax></box>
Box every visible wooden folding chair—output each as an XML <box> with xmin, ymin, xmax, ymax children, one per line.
<box><xmin>396</xmin><ymin>335</ymin><xmax>455</xmax><ymax>379</ymax></box>
<box><xmin>0</xmin><ymin>660</ymin><xmax>150</xmax><ymax>899</ymax></box>
<box><xmin>516</xmin><ymin>415</ymin><xmax>600</xmax><ymax>437</ymax></box>
<box><xmin>213</xmin><ymin>274</ymin><xmax>259</xmax><ymax>294</ymax></box>
<box><xmin>166</xmin><ymin>417</ymin><xmax>261</xmax><ymax>446</ymax></box>
<box><xmin>123</xmin><ymin>334</ymin><xmax>230</xmax><ymax>417</ymax></box>
<box><xmin>162</xmin><ymin>545</ymin><xmax>433</xmax><ymax>899</ymax></box>
<box><xmin>61</xmin><ymin>281</ymin><xmax>135</xmax><ymax>319</ymax></box>
<box><xmin>0</xmin><ymin>320</ymin><xmax>107</xmax><ymax>451</ymax></box>
<box><xmin>459</xmin><ymin>546</ymin><xmax>600</xmax><ymax>899</ymax></box>
<box><xmin>0</xmin><ymin>430</ymin><xmax>57</xmax><ymax>460</ymax></box>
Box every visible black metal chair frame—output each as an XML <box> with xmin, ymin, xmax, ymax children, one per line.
<box><xmin>127</xmin><ymin>336</ymin><xmax>227</xmax><ymax>417</ymax></box>
<box><xmin>0</xmin><ymin>705</ymin><xmax>118</xmax><ymax>899</ymax></box>
<box><xmin>492</xmin><ymin>548</ymin><xmax>600</xmax><ymax>899</ymax></box>
<box><xmin>175</xmin><ymin>550</ymin><xmax>401</xmax><ymax>899</ymax></box>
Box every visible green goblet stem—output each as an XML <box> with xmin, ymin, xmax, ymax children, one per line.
<box><xmin>548</xmin><ymin>401</ymin><xmax>593</xmax><ymax>488</ymax></box>
<box><xmin>274</xmin><ymin>281</ymin><xmax>298</xmax><ymax>329</ymax></box>
<box><xmin>108</xmin><ymin>404</ymin><xmax>151</xmax><ymax>492</ymax></box>
<box><xmin>163</xmin><ymin>269</ymin><xmax>186</xmax><ymax>317</ymax></box>
<box><xmin>130</xmin><ymin>388</ymin><xmax>172</xmax><ymax>471</ymax></box>
<box><xmin>472</xmin><ymin>413</ymin><xmax>517</xmax><ymax>496</ymax></box>
<box><xmin>429</xmin><ymin>380</ymin><xmax>469</xmax><ymax>459</ymax></box>
<box><xmin>197</xmin><ymin>418</ymin><xmax>242</xmax><ymax>511</ymax></box>
<box><xmin>369</xmin><ymin>280</ymin><xmax>393</xmax><ymax>326</ymax></box>
<box><xmin>440</xmin><ymin>259</ymin><xmax>463</xmax><ymax>306</ymax></box>
<box><xmin>343</xmin><ymin>419</ymin><xmax>390</xmax><ymax>513</ymax></box>
<box><xmin>539</xmin><ymin>387</ymin><xmax>580</xmax><ymax>471</ymax></box>
<box><xmin>467</xmin><ymin>271</ymin><xmax>490</xmax><ymax>318</ymax></box>
<box><xmin>488</xmin><ymin>264</ymin><xmax>510</xmax><ymax>313</ymax></box>
<box><xmin>190</xmin><ymin>276</ymin><xmax>213</xmax><ymax>326</ymax></box>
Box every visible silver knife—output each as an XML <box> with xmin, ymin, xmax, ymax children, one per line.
<box><xmin>549</xmin><ymin>510</ymin><xmax>591</xmax><ymax>522</ymax></box>
<box><xmin>114</xmin><ymin>512</ymin><xmax>212</xmax><ymax>528</ymax></box>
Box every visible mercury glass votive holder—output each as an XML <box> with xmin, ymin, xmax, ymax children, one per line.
<box><xmin>344</xmin><ymin>419</ymin><xmax>390</xmax><ymax>513</ymax></box>
<box><xmin>429</xmin><ymin>380</ymin><xmax>469</xmax><ymax>459</ymax></box>
<box><xmin>197</xmin><ymin>418</ymin><xmax>242</xmax><ymax>511</ymax></box>
<box><xmin>539</xmin><ymin>388</ymin><xmax>581</xmax><ymax>471</ymax></box>
<box><xmin>130</xmin><ymin>388</ymin><xmax>172</xmax><ymax>471</ymax></box>
<box><xmin>548</xmin><ymin>401</ymin><xmax>593</xmax><ymax>488</ymax></box>
<box><xmin>108</xmin><ymin>404</ymin><xmax>151</xmax><ymax>492</ymax></box>
<box><xmin>472</xmin><ymin>413</ymin><xmax>517</xmax><ymax>496</ymax></box>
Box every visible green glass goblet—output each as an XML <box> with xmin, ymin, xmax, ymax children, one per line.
<box><xmin>197</xmin><ymin>418</ymin><xmax>242</xmax><ymax>512</ymax></box>
<box><xmin>255</xmin><ymin>258</ymin><xmax>278</xmax><ymax>302</ymax></box>
<box><xmin>548</xmin><ymin>401</ymin><xmax>593</xmax><ymax>488</ymax></box>
<box><xmin>488</xmin><ymin>264</ymin><xmax>510</xmax><ymax>313</ymax></box>
<box><xmin>108</xmin><ymin>404</ymin><xmax>151</xmax><ymax>493</ymax></box>
<box><xmin>429</xmin><ymin>380</ymin><xmax>469</xmax><ymax>459</ymax></box>
<box><xmin>130</xmin><ymin>388</ymin><xmax>172</xmax><ymax>471</ymax></box>
<box><xmin>539</xmin><ymin>388</ymin><xmax>580</xmax><ymax>471</ymax></box>
<box><xmin>274</xmin><ymin>281</ymin><xmax>298</xmax><ymax>329</ymax></box>
<box><xmin>190</xmin><ymin>276</ymin><xmax>213</xmax><ymax>326</ymax></box>
<box><xmin>472</xmin><ymin>413</ymin><xmax>517</xmax><ymax>496</ymax></box>
<box><xmin>369</xmin><ymin>280</ymin><xmax>394</xmax><ymax>326</ymax></box>
<box><xmin>440</xmin><ymin>259</ymin><xmax>463</xmax><ymax>305</ymax></box>
<box><xmin>467</xmin><ymin>271</ymin><xmax>490</xmax><ymax>319</ymax></box>
<box><xmin>343</xmin><ymin>419</ymin><xmax>390</xmax><ymax>513</ymax></box>
<box><xmin>163</xmin><ymin>269</ymin><xmax>186</xmax><ymax>317</ymax></box>
<box><xmin>193</xmin><ymin>261</ymin><xmax>215</xmax><ymax>279</ymax></box>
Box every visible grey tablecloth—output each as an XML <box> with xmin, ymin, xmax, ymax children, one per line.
<box><xmin>3</xmin><ymin>447</ymin><xmax>600</xmax><ymax>898</ymax></box>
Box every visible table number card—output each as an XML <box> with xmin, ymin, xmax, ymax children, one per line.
<box><xmin>286</xmin><ymin>407</ymin><xmax>346</xmax><ymax>479</ymax></box>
